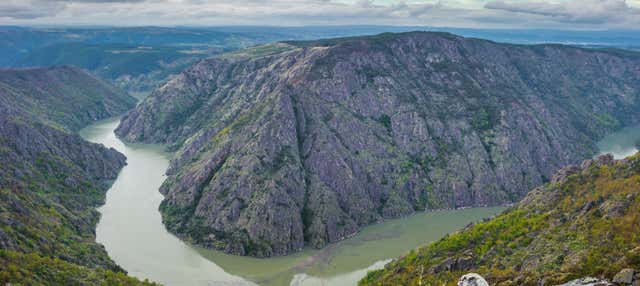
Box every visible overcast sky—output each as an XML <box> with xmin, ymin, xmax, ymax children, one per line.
<box><xmin>1</xmin><ymin>0</ymin><xmax>639</xmax><ymax>29</ymax></box>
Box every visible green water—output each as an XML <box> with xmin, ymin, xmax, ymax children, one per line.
<box><xmin>196</xmin><ymin>207</ymin><xmax>504</xmax><ymax>286</ymax></box>
<box><xmin>597</xmin><ymin>125</ymin><xmax>640</xmax><ymax>159</ymax></box>
<box><xmin>80</xmin><ymin>117</ymin><xmax>504</xmax><ymax>286</ymax></box>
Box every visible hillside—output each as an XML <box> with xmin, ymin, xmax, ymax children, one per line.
<box><xmin>14</xmin><ymin>43</ymin><xmax>219</xmax><ymax>94</ymax></box>
<box><xmin>0</xmin><ymin>250</ymin><xmax>157</xmax><ymax>286</ymax></box>
<box><xmin>116</xmin><ymin>31</ymin><xmax>640</xmax><ymax>257</ymax></box>
<box><xmin>360</xmin><ymin>153</ymin><xmax>640</xmax><ymax>285</ymax></box>
<box><xmin>0</xmin><ymin>66</ymin><xmax>136</xmax><ymax>131</ymax></box>
<box><xmin>0</xmin><ymin>67</ymin><xmax>151</xmax><ymax>285</ymax></box>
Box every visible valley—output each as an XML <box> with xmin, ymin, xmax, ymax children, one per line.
<box><xmin>1</xmin><ymin>19</ymin><xmax>639</xmax><ymax>286</ymax></box>
<box><xmin>80</xmin><ymin>118</ymin><xmax>504</xmax><ymax>286</ymax></box>
<box><xmin>79</xmin><ymin>113</ymin><xmax>640</xmax><ymax>286</ymax></box>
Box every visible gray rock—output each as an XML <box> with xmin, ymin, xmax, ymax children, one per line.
<box><xmin>613</xmin><ymin>268</ymin><xmax>635</xmax><ymax>285</ymax></box>
<box><xmin>556</xmin><ymin>277</ymin><xmax>613</xmax><ymax>286</ymax></box>
<box><xmin>458</xmin><ymin>273</ymin><xmax>489</xmax><ymax>286</ymax></box>
<box><xmin>116</xmin><ymin>31</ymin><xmax>640</xmax><ymax>256</ymax></box>
<box><xmin>429</xmin><ymin>253</ymin><xmax>475</xmax><ymax>274</ymax></box>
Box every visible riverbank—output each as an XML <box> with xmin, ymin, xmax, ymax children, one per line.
<box><xmin>80</xmin><ymin>117</ymin><xmax>504</xmax><ymax>286</ymax></box>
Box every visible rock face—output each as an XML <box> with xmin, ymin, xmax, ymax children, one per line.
<box><xmin>0</xmin><ymin>66</ymin><xmax>140</xmax><ymax>278</ymax></box>
<box><xmin>116</xmin><ymin>31</ymin><xmax>640</xmax><ymax>257</ymax></box>
<box><xmin>360</xmin><ymin>154</ymin><xmax>640</xmax><ymax>286</ymax></box>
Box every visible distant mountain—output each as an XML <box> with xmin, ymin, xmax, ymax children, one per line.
<box><xmin>0</xmin><ymin>26</ymin><xmax>247</xmax><ymax>66</ymax></box>
<box><xmin>4</xmin><ymin>26</ymin><xmax>638</xmax><ymax>94</ymax></box>
<box><xmin>360</xmin><ymin>153</ymin><xmax>640</xmax><ymax>286</ymax></box>
<box><xmin>0</xmin><ymin>67</ymin><xmax>152</xmax><ymax>285</ymax></box>
<box><xmin>13</xmin><ymin>43</ymin><xmax>209</xmax><ymax>94</ymax></box>
<box><xmin>116</xmin><ymin>31</ymin><xmax>640</xmax><ymax>257</ymax></box>
<box><xmin>0</xmin><ymin>26</ymin><xmax>427</xmax><ymax>93</ymax></box>
<box><xmin>0</xmin><ymin>26</ymin><xmax>269</xmax><ymax>93</ymax></box>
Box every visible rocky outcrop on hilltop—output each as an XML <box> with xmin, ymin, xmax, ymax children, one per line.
<box><xmin>116</xmin><ymin>32</ymin><xmax>640</xmax><ymax>257</ymax></box>
<box><xmin>360</xmin><ymin>153</ymin><xmax>640</xmax><ymax>285</ymax></box>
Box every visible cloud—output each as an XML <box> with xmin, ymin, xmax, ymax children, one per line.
<box><xmin>0</xmin><ymin>0</ymin><xmax>65</xmax><ymax>19</ymax></box>
<box><xmin>0</xmin><ymin>0</ymin><xmax>149</xmax><ymax>19</ymax></box>
<box><xmin>485</xmin><ymin>0</ymin><xmax>640</xmax><ymax>24</ymax></box>
<box><xmin>57</xmin><ymin>0</ymin><xmax>148</xmax><ymax>2</ymax></box>
<box><xmin>0</xmin><ymin>0</ymin><xmax>639</xmax><ymax>29</ymax></box>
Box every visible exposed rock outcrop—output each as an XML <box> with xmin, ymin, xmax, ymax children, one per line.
<box><xmin>117</xmin><ymin>31</ymin><xmax>640</xmax><ymax>256</ymax></box>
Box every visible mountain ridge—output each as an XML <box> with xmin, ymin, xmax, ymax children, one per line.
<box><xmin>116</xmin><ymin>31</ymin><xmax>640</xmax><ymax>257</ymax></box>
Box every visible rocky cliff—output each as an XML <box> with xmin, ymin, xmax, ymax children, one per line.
<box><xmin>0</xmin><ymin>67</ymin><xmax>153</xmax><ymax>285</ymax></box>
<box><xmin>360</xmin><ymin>153</ymin><xmax>640</xmax><ymax>286</ymax></box>
<box><xmin>116</xmin><ymin>32</ymin><xmax>640</xmax><ymax>257</ymax></box>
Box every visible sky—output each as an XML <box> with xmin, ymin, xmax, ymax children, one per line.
<box><xmin>1</xmin><ymin>0</ymin><xmax>639</xmax><ymax>29</ymax></box>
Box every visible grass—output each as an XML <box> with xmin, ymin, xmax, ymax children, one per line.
<box><xmin>361</xmin><ymin>154</ymin><xmax>640</xmax><ymax>286</ymax></box>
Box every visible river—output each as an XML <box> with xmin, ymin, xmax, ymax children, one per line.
<box><xmin>79</xmin><ymin>118</ymin><xmax>640</xmax><ymax>286</ymax></box>
<box><xmin>596</xmin><ymin>125</ymin><xmax>640</xmax><ymax>159</ymax></box>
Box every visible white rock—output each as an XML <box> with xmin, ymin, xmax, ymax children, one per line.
<box><xmin>555</xmin><ymin>277</ymin><xmax>614</xmax><ymax>286</ymax></box>
<box><xmin>458</xmin><ymin>273</ymin><xmax>489</xmax><ymax>286</ymax></box>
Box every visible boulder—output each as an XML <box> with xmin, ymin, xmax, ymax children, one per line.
<box><xmin>458</xmin><ymin>273</ymin><xmax>489</xmax><ymax>286</ymax></box>
<box><xmin>613</xmin><ymin>268</ymin><xmax>635</xmax><ymax>285</ymax></box>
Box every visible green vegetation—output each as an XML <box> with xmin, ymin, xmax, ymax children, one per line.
<box><xmin>0</xmin><ymin>250</ymin><xmax>158</xmax><ymax>286</ymax></box>
<box><xmin>0</xmin><ymin>67</ymin><xmax>154</xmax><ymax>285</ymax></box>
<box><xmin>361</xmin><ymin>154</ymin><xmax>640</xmax><ymax>286</ymax></box>
<box><xmin>18</xmin><ymin>44</ymin><xmax>199</xmax><ymax>79</ymax></box>
<box><xmin>0</xmin><ymin>66</ymin><xmax>136</xmax><ymax>132</ymax></box>
<box><xmin>595</xmin><ymin>113</ymin><xmax>621</xmax><ymax>129</ymax></box>
<box><xmin>374</xmin><ymin>114</ymin><xmax>392</xmax><ymax>134</ymax></box>
<box><xmin>0</xmin><ymin>144</ymin><xmax>115</xmax><ymax>267</ymax></box>
<box><xmin>218</xmin><ymin>43</ymin><xmax>297</xmax><ymax>60</ymax></box>
<box><xmin>0</xmin><ymin>125</ymin><xmax>157</xmax><ymax>284</ymax></box>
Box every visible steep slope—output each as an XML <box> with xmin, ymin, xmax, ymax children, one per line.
<box><xmin>0</xmin><ymin>67</ymin><xmax>152</xmax><ymax>285</ymax></box>
<box><xmin>360</xmin><ymin>153</ymin><xmax>640</xmax><ymax>286</ymax></box>
<box><xmin>0</xmin><ymin>66</ymin><xmax>136</xmax><ymax>131</ymax></box>
<box><xmin>0</xmin><ymin>113</ymin><xmax>126</xmax><ymax>270</ymax></box>
<box><xmin>0</xmin><ymin>250</ymin><xmax>156</xmax><ymax>286</ymax></box>
<box><xmin>116</xmin><ymin>32</ymin><xmax>640</xmax><ymax>257</ymax></box>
